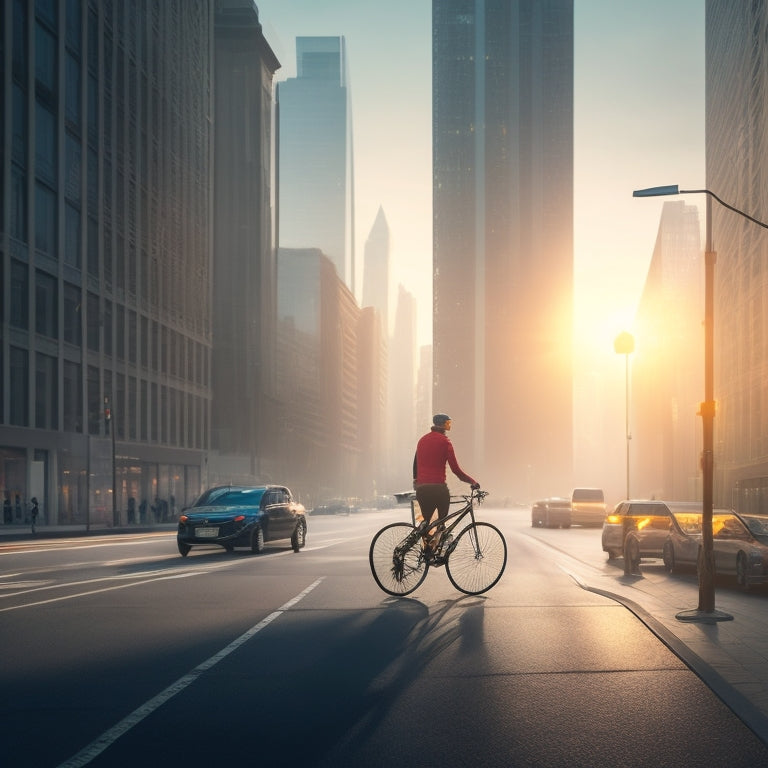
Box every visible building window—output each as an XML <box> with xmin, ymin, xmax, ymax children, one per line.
<box><xmin>128</xmin><ymin>310</ymin><xmax>137</xmax><ymax>364</ymax></box>
<box><xmin>10</xmin><ymin>165</ymin><xmax>28</xmax><ymax>242</ymax></box>
<box><xmin>10</xmin><ymin>260</ymin><xmax>28</xmax><ymax>330</ymax></box>
<box><xmin>128</xmin><ymin>376</ymin><xmax>137</xmax><ymax>440</ymax></box>
<box><xmin>64</xmin><ymin>202</ymin><xmax>81</xmax><ymax>268</ymax></box>
<box><xmin>35</xmin><ymin>101</ymin><xmax>56</xmax><ymax>183</ymax></box>
<box><xmin>35</xmin><ymin>21</ymin><xmax>57</xmax><ymax>100</ymax></box>
<box><xmin>65</xmin><ymin>132</ymin><xmax>81</xmax><ymax>204</ymax></box>
<box><xmin>86</xmin><ymin>292</ymin><xmax>99</xmax><ymax>351</ymax></box>
<box><xmin>34</xmin><ymin>181</ymin><xmax>57</xmax><ymax>256</ymax></box>
<box><xmin>116</xmin><ymin>304</ymin><xmax>125</xmax><ymax>360</ymax></box>
<box><xmin>151</xmin><ymin>381</ymin><xmax>158</xmax><ymax>442</ymax></box>
<box><xmin>10</xmin><ymin>347</ymin><xmax>29</xmax><ymax>426</ymax></box>
<box><xmin>63</xmin><ymin>360</ymin><xmax>82</xmax><ymax>433</ymax></box>
<box><xmin>103</xmin><ymin>299</ymin><xmax>112</xmax><ymax>356</ymax></box>
<box><xmin>140</xmin><ymin>315</ymin><xmax>148</xmax><ymax>368</ymax></box>
<box><xmin>140</xmin><ymin>379</ymin><xmax>148</xmax><ymax>441</ymax></box>
<box><xmin>87</xmin><ymin>215</ymin><xmax>99</xmax><ymax>277</ymax></box>
<box><xmin>63</xmin><ymin>282</ymin><xmax>81</xmax><ymax>346</ymax></box>
<box><xmin>35</xmin><ymin>352</ymin><xmax>58</xmax><ymax>430</ymax></box>
<box><xmin>116</xmin><ymin>372</ymin><xmax>125</xmax><ymax>439</ymax></box>
<box><xmin>65</xmin><ymin>52</ymin><xmax>81</xmax><ymax>133</ymax></box>
<box><xmin>87</xmin><ymin>365</ymin><xmax>100</xmax><ymax>435</ymax></box>
<box><xmin>12</xmin><ymin>82</ymin><xmax>28</xmax><ymax>168</ymax></box>
<box><xmin>35</xmin><ymin>270</ymin><xmax>57</xmax><ymax>339</ymax></box>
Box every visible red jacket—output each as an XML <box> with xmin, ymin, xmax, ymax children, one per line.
<box><xmin>413</xmin><ymin>428</ymin><xmax>477</xmax><ymax>485</ymax></box>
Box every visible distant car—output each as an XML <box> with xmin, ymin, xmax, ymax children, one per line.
<box><xmin>311</xmin><ymin>498</ymin><xmax>353</xmax><ymax>515</ymax></box>
<box><xmin>602</xmin><ymin>500</ymin><xmax>704</xmax><ymax>563</ymax></box>
<box><xmin>531</xmin><ymin>498</ymin><xmax>572</xmax><ymax>528</ymax></box>
<box><xmin>570</xmin><ymin>488</ymin><xmax>606</xmax><ymax>526</ymax></box>
<box><xmin>177</xmin><ymin>485</ymin><xmax>306</xmax><ymax>557</ymax></box>
<box><xmin>662</xmin><ymin>510</ymin><xmax>768</xmax><ymax>589</ymax></box>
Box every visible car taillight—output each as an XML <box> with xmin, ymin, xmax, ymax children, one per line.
<box><xmin>179</xmin><ymin>515</ymin><xmax>188</xmax><ymax>523</ymax></box>
<box><xmin>234</xmin><ymin>514</ymin><xmax>246</xmax><ymax>522</ymax></box>
<box><xmin>606</xmin><ymin>515</ymin><xmax>621</xmax><ymax>524</ymax></box>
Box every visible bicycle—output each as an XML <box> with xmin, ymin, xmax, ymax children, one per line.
<box><xmin>369</xmin><ymin>487</ymin><xmax>507</xmax><ymax>596</ymax></box>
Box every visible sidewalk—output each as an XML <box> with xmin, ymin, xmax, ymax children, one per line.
<box><xmin>0</xmin><ymin>521</ymin><xmax>178</xmax><ymax>541</ymax></box>
<box><xmin>560</xmin><ymin>554</ymin><xmax>768</xmax><ymax>746</ymax></box>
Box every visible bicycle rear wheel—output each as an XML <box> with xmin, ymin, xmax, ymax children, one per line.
<box><xmin>445</xmin><ymin>522</ymin><xmax>507</xmax><ymax>595</ymax></box>
<box><xmin>369</xmin><ymin>522</ymin><xmax>429</xmax><ymax>596</ymax></box>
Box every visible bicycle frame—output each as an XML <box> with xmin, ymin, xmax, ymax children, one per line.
<box><xmin>398</xmin><ymin>488</ymin><xmax>487</xmax><ymax>559</ymax></box>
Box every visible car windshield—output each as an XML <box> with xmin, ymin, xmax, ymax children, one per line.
<box><xmin>672</xmin><ymin>512</ymin><xmax>703</xmax><ymax>534</ymax></box>
<box><xmin>739</xmin><ymin>515</ymin><xmax>768</xmax><ymax>538</ymax></box>
<box><xmin>572</xmin><ymin>489</ymin><xmax>603</xmax><ymax>502</ymax></box>
<box><xmin>201</xmin><ymin>489</ymin><xmax>265</xmax><ymax>507</ymax></box>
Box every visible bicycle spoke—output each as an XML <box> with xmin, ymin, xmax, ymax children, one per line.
<box><xmin>445</xmin><ymin>522</ymin><xmax>507</xmax><ymax>595</ymax></box>
<box><xmin>369</xmin><ymin>522</ymin><xmax>429</xmax><ymax>596</ymax></box>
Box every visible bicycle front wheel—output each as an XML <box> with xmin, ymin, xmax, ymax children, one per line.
<box><xmin>446</xmin><ymin>522</ymin><xmax>507</xmax><ymax>595</ymax></box>
<box><xmin>369</xmin><ymin>522</ymin><xmax>428</xmax><ymax>596</ymax></box>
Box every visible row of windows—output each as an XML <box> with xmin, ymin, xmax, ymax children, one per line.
<box><xmin>6</xmin><ymin>258</ymin><xmax>210</xmax><ymax>385</ymax></box>
<box><xmin>3</xmin><ymin>343</ymin><xmax>208</xmax><ymax>449</ymax></box>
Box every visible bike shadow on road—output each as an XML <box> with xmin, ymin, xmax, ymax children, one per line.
<box><xmin>314</xmin><ymin>593</ymin><xmax>486</xmax><ymax>759</ymax></box>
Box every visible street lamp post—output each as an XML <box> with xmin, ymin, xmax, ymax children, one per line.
<box><xmin>614</xmin><ymin>331</ymin><xmax>634</xmax><ymax>500</ymax></box>
<box><xmin>633</xmin><ymin>184</ymin><xmax>768</xmax><ymax>621</ymax></box>
<box><xmin>104</xmin><ymin>396</ymin><xmax>117</xmax><ymax>527</ymax></box>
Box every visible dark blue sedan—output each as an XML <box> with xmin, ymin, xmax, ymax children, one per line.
<box><xmin>177</xmin><ymin>485</ymin><xmax>307</xmax><ymax>557</ymax></box>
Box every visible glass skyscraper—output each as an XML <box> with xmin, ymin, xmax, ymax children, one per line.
<box><xmin>433</xmin><ymin>0</ymin><xmax>574</xmax><ymax>499</ymax></box>
<box><xmin>277</xmin><ymin>37</ymin><xmax>354</xmax><ymax>292</ymax></box>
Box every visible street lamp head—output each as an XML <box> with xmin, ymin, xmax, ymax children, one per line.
<box><xmin>632</xmin><ymin>185</ymin><xmax>680</xmax><ymax>198</ymax></box>
<box><xmin>614</xmin><ymin>331</ymin><xmax>635</xmax><ymax>355</ymax></box>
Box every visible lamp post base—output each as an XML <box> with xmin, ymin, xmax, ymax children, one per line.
<box><xmin>675</xmin><ymin>608</ymin><xmax>734</xmax><ymax>624</ymax></box>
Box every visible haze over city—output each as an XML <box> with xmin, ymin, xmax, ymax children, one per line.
<box><xmin>257</xmin><ymin>0</ymin><xmax>705</xmax><ymax>501</ymax></box>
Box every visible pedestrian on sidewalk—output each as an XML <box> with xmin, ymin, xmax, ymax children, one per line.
<box><xmin>30</xmin><ymin>497</ymin><xmax>39</xmax><ymax>534</ymax></box>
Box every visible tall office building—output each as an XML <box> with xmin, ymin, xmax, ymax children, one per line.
<box><xmin>706</xmin><ymin>1</ymin><xmax>768</xmax><ymax>511</ymax></box>
<box><xmin>0</xmin><ymin>1</ymin><xmax>213</xmax><ymax>525</ymax></box>
<box><xmin>277</xmin><ymin>37</ymin><xmax>354</xmax><ymax>292</ymax></box>
<box><xmin>211</xmin><ymin>1</ymin><xmax>280</xmax><ymax>482</ymax></box>
<box><xmin>632</xmin><ymin>201</ymin><xmax>703</xmax><ymax>501</ymax></box>
<box><xmin>362</xmin><ymin>206</ymin><xmax>390</xmax><ymax>336</ymax></box>
<box><xmin>433</xmin><ymin>1</ymin><xmax>574</xmax><ymax>500</ymax></box>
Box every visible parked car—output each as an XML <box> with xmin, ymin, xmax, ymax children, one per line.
<box><xmin>602</xmin><ymin>500</ymin><xmax>704</xmax><ymax>562</ymax></box>
<box><xmin>570</xmin><ymin>488</ymin><xmax>606</xmax><ymax>526</ymax></box>
<box><xmin>531</xmin><ymin>498</ymin><xmax>572</xmax><ymax>528</ymax></box>
<box><xmin>311</xmin><ymin>498</ymin><xmax>353</xmax><ymax>515</ymax></box>
<box><xmin>662</xmin><ymin>510</ymin><xmax>768</xmax><ymax>589</ymax></box>
<box><xmin>177</xmin><ymin>485</ymin><xmax>306</xmax><ymax>557</ymax></box>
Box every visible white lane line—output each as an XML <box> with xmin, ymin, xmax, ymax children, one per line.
<box><xmin>0</xmin><ymin>572</ymin><xmax>206</xmax><ymax>612</ymax></box>
<box><xmin>55</xmin><ymin>578</ymin><xmax>325</xmax><ymax>768</ymax></box>
<box><xmin>0</xmin><ymin>557</ymin><xmax>252</xmax><ymax>602</ymax></box>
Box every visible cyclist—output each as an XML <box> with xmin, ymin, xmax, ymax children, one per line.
<box><xmin>413</xmin><ymin>413</ymin><xmax>479</xmax><ymax>552</ymax></box>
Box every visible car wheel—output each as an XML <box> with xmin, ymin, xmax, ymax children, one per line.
<box><xmin>291</xmin><ymin>520</ymin><xmax>307</xmax><ymax>552</ymax></box>
<box><xmin>251</xmin><ymin>526</ymin><xmax>265</xmax><ymax>554</ymax></box>
<box><xmin>624</xmin><ymin>536</ymin><xmax>641</xmax><ymax>574</ymax></box>
<box><xmin>178</xmin><ymin>541</ymin><xmax>191</xmax><ymax>558</ymax></box>
<box><xmin>662</xmin><ymin>541</ymin><xmax>676</xmax><ymax>573</ymax></box>
<box><xmin>736</xmin><ymin>551</ymin><xmax>750</xmax><ymax>590</ymax></box>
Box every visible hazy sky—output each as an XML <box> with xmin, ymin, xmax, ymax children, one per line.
<box><xmin>256</xmin><ymin>0</ymin><xmax>705</xmax><ymax>358</ymax></box>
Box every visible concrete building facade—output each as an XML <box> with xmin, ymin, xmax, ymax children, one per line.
<box><xmin>706</xmin><ymin>0</ymin><xmax>768</xmax><ymax>512</ymax></box>
<box><xmin>0</xmin><ymin>0</ymin><xmax>213</xmax><ymax>525</ymax></box>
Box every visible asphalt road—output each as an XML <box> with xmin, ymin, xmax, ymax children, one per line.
<box><xmin>1</xmin><ymin>508</ymin><xmax>767</xmax><ymax>767</ymax></box>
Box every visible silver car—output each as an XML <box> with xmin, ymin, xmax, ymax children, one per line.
<box><xmin>662</xmin><ymin>510</ymin><xmax>768</xmax><ymax>589</ymax></box>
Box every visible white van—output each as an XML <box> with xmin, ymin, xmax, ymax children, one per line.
<box><xmin>570</xmin><ymin>488</ymin><xmax>606</xmax><ymax>527</ymax></box>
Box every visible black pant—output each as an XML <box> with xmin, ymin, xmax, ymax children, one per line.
<box><xmin>415</xmin><ymin>483</ymin><xmax>450</xmax><ymax>538</ymax></box>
